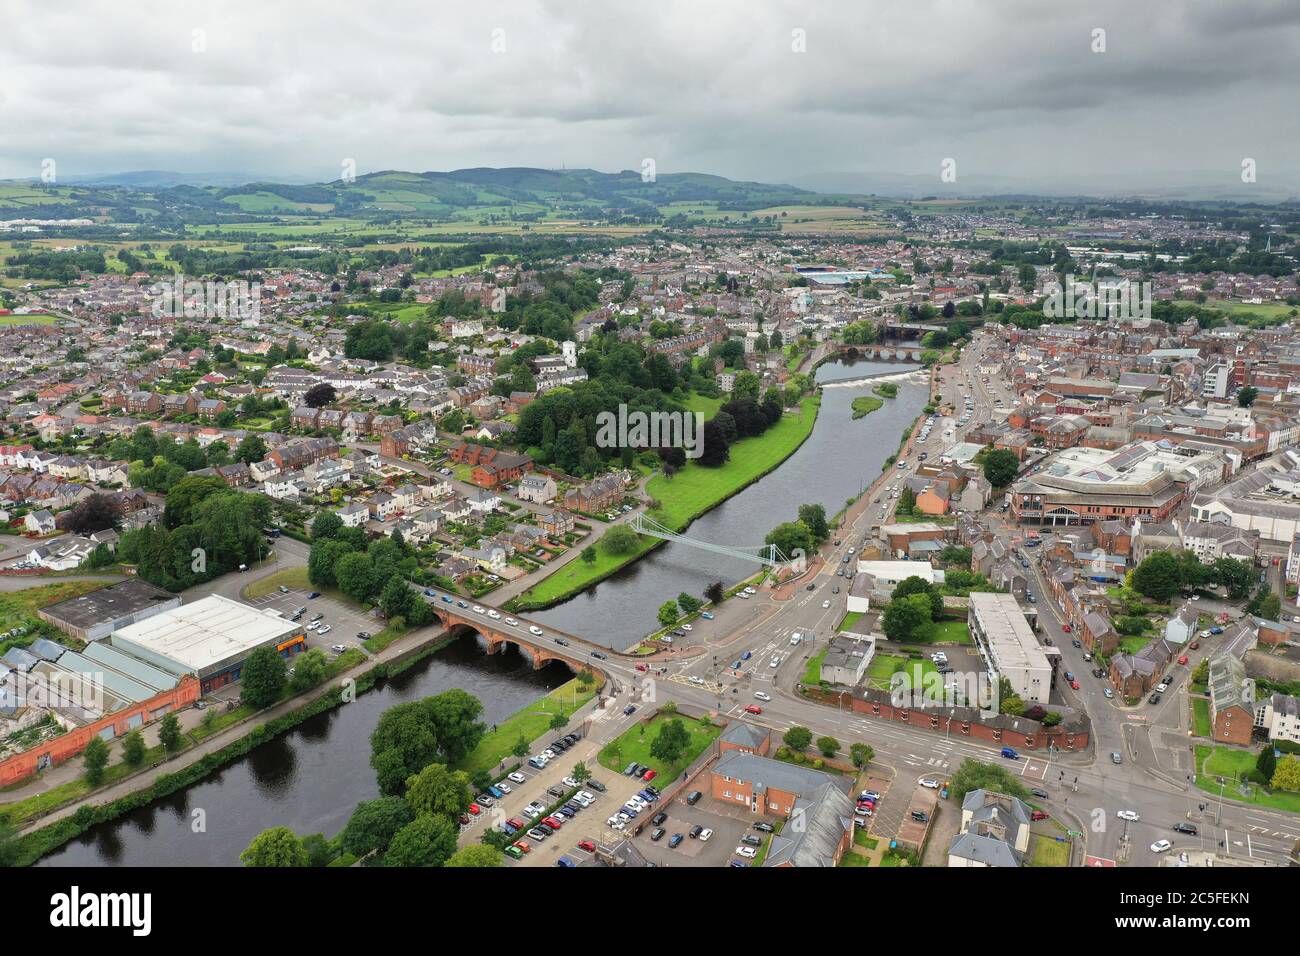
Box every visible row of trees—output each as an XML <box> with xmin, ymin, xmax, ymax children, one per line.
<box><xmin>1129</xmin><ymin>550</ymin><xmax>1257</xmax><ymax>603</ymax></box>
<box><xmin>763</xmin><ymin>503</ymin><xmax>831</xmax><ymax>561</ymax></box>
<box><xmin>307</xmin><ymin>513</ymin><xmax>434</xmax><ymax>625</ymax></box>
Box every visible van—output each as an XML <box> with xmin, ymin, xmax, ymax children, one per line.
<box><xmin>1000</xmin><ymin>747</ymin><xmax>1019</xmax><ymax>760</ymax></box>
<box><xmin>790</xmin><ymin>632</ymin><xmax>802</xmax><ymax>646</ymax></box>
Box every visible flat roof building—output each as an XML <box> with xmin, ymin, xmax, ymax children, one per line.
<box><xmin>110</xmin><ymin>594</ymin><xmax>306</xmax><ymax>694</ymax></box>
<box><xmin>968</xmin><ymin>592</ymin><xmax>1052</xmax><ymax>705</ymax></box>
<box><xmin>38</xmin><ymin>578</ymin><xmax>182</xmax><ymax>642</ymax></box>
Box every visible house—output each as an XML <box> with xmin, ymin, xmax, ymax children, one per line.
<box><xmin>820</xmin><ymin>634</ymin><xmax>874</xmax><ymax>686</ymax></box>
<box><xmin>1164</xmin><ymin>602</ymin><xmax>1199</xmax><ymax>647</ymax></box>
<box><xmin>1255</xmin><ymin>694</ymin><xmax>1300</xmax><ymax>745</ymax></box>
<box><xmin>368</xmin><ymin>492</ymin><xmax>398</xmax><ymax>521</ymax></box>
<box><xmin>948</xmin><ymin>790</ymin><xmax>1031</xmax><ymax>867</ymax></box>
<box><xmin>564</xmin><ymin>474</ymin><xmax>624</xmax><ymax>513</ymax></box>
<box><xmin>462</xmin><ymin>544</ymin><xmax>507</xmax><ymax>573</ymax></box>
<box><xmin>537</xmin><ymin>509</ymin><xmax>575</xmax><ymax>537</ymax></box>
<box><xmin>517</xmin><ymin>473</ymin><xmax>556</xmax><ymax>504</ymax></box>
<box><xmin>24</xmin><ymin>509</ymin><xmax>55</xmax><ymax>534</ymax></box>
<box><xmin>337</xmin><ymin>502</ymin><xmax>370</xmax><ymax>528</ymax></box>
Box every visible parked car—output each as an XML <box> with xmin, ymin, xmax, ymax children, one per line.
<box><xmin>685</xmin><ymin>790</ymin><xmax>703</xmax><ymax>805</ymax></box>
<box><xmin>668</xmin><ymin>833</ymin><xmax>684</xmax><ymax>848</ymax></box>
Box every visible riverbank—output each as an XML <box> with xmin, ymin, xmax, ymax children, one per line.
<box><xmin>5</xmin><ymin>624</ymin><xmax>499</xmax><ymax>866</ymax></box>
<box><xmin>508</xmin><ymin>393</ymin><xmax>822</xmax><ymax>611</ymax></box>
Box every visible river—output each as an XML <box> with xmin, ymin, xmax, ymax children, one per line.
<box><xmin>37</xmin><ymin>634</ymin><xmax>567</xmax><ymax>867</ymax></box>
<box><xmin>527</xmin><ymin>357</ymin><xmax>928</xmax><ymax>649</ymax></box>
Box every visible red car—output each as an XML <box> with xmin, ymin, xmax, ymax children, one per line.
<box><xmin>1062</xmin><ymin>624</ymin><xmax>1072</xmax><ymax>633</ymax></box>
<box><xmin>635</xmin><ymin>663</ymin><xmax>648</xmax><ymax>672</ymax></box>
<box><xmin>744</xmin><ymin>704</ymin><xmax>763</xmax><ymax>715</ymax></box>
<box><xmin>1030</xmin><ymin>810</ymin><xmax>1049</xmax><ymax>821</ymax></box>
<box><xmin>507</xmin><ymin>817</ymin><xmax>525</xmax><ymax>830</ymax></box>
<box><xmin>1069</xmin><ymin>679</ymin><xmax>1080</xmax><ymax>690</ymax></box>
<box><xmin>1178</xmin><ymin>655</ymin><xmax>1189</xmax><ymax>665</ymax></box>
<box><xmin>513</xmin><ymin>840</ymin><xmax>531</xmax><ymax>854</ymax></box>
<box><xmin>577</xmin><ymin>840</ymin><xmax>596</xmax><ymax>853</ymax></box>
<box><xmin>643</xmin><ymin>769</ymin><xmax>657</xmax><ymax>782</ymax></box>
<box><xmin>543</xmin><ymin>816</ymin><xmax>563</xmax><ymax>829</ymax></box>
<box><xmin>467</xmin><ymin>803</ymin><xmax>481</xmax><ymax>815</ymax></box>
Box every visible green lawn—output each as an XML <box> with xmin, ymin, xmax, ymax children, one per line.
<box><xmin>597</xmin><ymin>711</ymin><xmax>721</xmax><ymax>783</ymax></box>
<box><xmin>802</xmin><ymin>648</ymin><xmax>827</xmax><ymax>685</ymax></box>
<box><xmin>910</xmin><ymin>620</ymin><xmax>973</xmax><ymax>645</ymax></box>
<box><xmin>866</xmin><ymin>654</ymin><xmax>937</xmax><ymax>690</ymax></box>
<box><xmin>1192</xmin><ymin>698</ymin><xmax>1212</xmax><ymax>738</ymax></box>
<box><xmin>1193</xmin><ymin>745</ymin><xmax>1300</xmax><ymax>814</ymax></box>
<box><xmin>1029</xmin><ymin>833</ymin><xmax>1071</xmax><ymax>867</ymax></box>
<box><xmin>838</xmin><ymin>610</ymin><xmax>866</xmax><ymax>632</ymax></box>
<box><xmin>838</xmin><ymin>851</ymin><xmax>871</xmax><ymax>867</ymax></box>
<box><xmin>514</xmin><ymin>396</ymin><xmax>821</xmax><ymax>608</ymax></box>
<box><xmin>244</xmin><ymin>566</ymin><xmax>311</xmax><ymax>599</ymax></box>
<box><xmin>457</xmin><ymin>678</ymin><xmax>597</xmax><ymax>778</ymax></box>
<box><xmin>682</xmin><ymin>392</ymin><xmax>723</xmax><ymax>417</ymax></box>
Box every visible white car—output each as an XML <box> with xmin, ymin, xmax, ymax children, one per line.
<box><xmin>769</xmin><ymin>655</ymin><xmax>781</xmax><ymax>668</ymax></box>
<box><xmin>496</xmin><ymin>782</ymin><xmax>512</xmax><ymax>794</ymax></box>
<box><xmin>330</xmin><ymin>643</ymin><xmax>346</xmax><ymax>653</ymax></box>
<box><xmin>689</xmin><ymin>676</ymin><xmax>705</xmax><ymax>685</ymax></box>
<box><xmin>681</xmin><ymin>623</ymin><xmax>692</xmax><ymax>631</ymax></box>
<box><xmin>508</xmin><ymin>772</ymin><xmax>527</xmax><ymax>784</ymax></box>
<box><xmin>317</xmin><ymin>624</ymin><xmax>331</xmax><ymax>635</ymax></box>
<box><xmin>530</xmin><ymin>625</ymin><xmax>544</xmax><ymax>636</ymax></box>
<box><xmin>576</xmin><ymin>790</ymin><xmax>594</xmax><ymax>803</ymax></box>
<box><xmin>1116</xmin><ymin>810</ymin><xmax>1140</xmax><ymax>822</ymax></box>
<box><xmin>821</xmin><ymin>600</ymin><xmax>831</xmax><ymax>609</ymax></box>
<box><xmin>505</xmin><ymin>617</ymin><xmax>520</xmax><ymax>627</ymax></box>
<box><xmin>735</xmin><ymin>846</ymin><xmax>757</xmax><ymax>858</ymax></box>
<box><xmin>754</xmin><ymin>691</ymin><xmax>772</xmax><ymax>701</ymax></box>
<box><xmin>607</xmin><ymin>816</ymin><xmax>626</xmax><ymax>830</ymax></box>
<box><xmin>919</xmin><ymin>778</ymin><xmax>941</xmax><ymax>789</ymax></box>
<box><xmin>472</xmin><ymin>605</ymin><xmax>486</xmax><ymax>614</ymax></box>
<box><xmin>743</xmin><ymin>586</ymin><xmax>757</xmax><ymax>595</ymax></box>
<box><xmin>306</xmin><ymin>621</ymin><xmax>321</xmax><ymax>631</ymax></box>
<box><xmin>487</xmin><ymin>609</ymin><xmax>501</xmax><ymax>620</ymax></box>
<box><xmin>562</xmin><ymin>776</ymin><xmax>579</xmax><ymax>788</ymax></box>
<box><xmin>525</xmin><ymin>802</ymin><xmax>547</xmax><ymax>816</ymax></box>
<box><xmin>573</xmin><ymin>794</ymin><xmax>591</xmax><ymax>807</ymax></box>
<box><xmin>1156</xmin><ymin>682</ymin><xmax>1169</xmax><ymax>693</ymax></box>
<box><xmin>1150</xmin><ymin>839</ymin><xmax>1172</xmax><ymax>854</ymax></box>
<box><xmin>698</xmin><ymin>828</ymin><xmax>713</xmax><ymax>842</ymax></box>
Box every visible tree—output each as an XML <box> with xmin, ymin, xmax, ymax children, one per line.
<box><xmin>1237</xmin><ymin>386</ymin><xmax>1259</xmax><ymax>407</ymax></box>
<box><xmin>571</xmin><ymin>761</ymin><xmax>591</xmax><ymax>784</ymax></box>
<box><xmin>816</xmin><ymin>735</ymin><xmax>840</xmax><ymax>758</ymax></box>
<box><xmin>64</xmin><ymin>493</ymin><xmax>120</xmax><ymax>535</ymax></box>
<box><xmin>159</xmin><ymin>711</ymin><xmax>183</xmax><ymax>752</ymax></box>
<box><xmin>981</xmin><ymin>449</ymin><xmax>1020</xmax><ymax>488</ymax></box>
<box><xmin>235</xmin><ymin>433</ymin><xmax>269</xmax><ymax>464</ymax></box>
<box><xmin>1131</xmin><ymin>551</ymin><xmax>1181</xmax><ymax>602</ymax></box>
<box><xmin>649</xmin><ymin>718</ymin><xmax>691</xmax><ymax>763</ymax></box>
<box><xmin>765</xmin><ymin>521</ymin><xmax>813</xmax><ymax>559</ymax></box>
<box><xmin>601</xmin><ymin>524</ymin><xmax>641</xmax><ymax>556</ymax></box>
<box><xmin>335</xmin><ymin>551</ymin><xmax>377</xmax><ymax>603</ymax></box>
<box><xmin>82</xmin><ymin>735</ymin><xmax>109</xmax><ymax>784</ymax></box>
<box><xmin>304</xmin><ymin>382</ymin><xmax>337</xmax><ymax>408</ymax></box>
<box><xmin>581</xmin><ymin>545</ymin><xmax>596</xmax><ymax>564</ymax></box>
<box><xmin>1272</xmin><ymin>755</ymin><xmax>1300</xmax><ymax>792</ymax></box>
<box><xmin>948</xmin><ymin>757</ymin><xmax>1029</xmax><ymax>801</ymax></box>
<box><xmin>163</xmin><ymin>475</ymin><xmax>227</xmax><ymax>529</ymax></box>
<box><xmin>511</xmin><ymin>735</ymin><xmax>530</xmax><ymax>760</ymax></box>
<box><xmin>797</xmin><ymin>503</ymin><xmax>830</xmax><ymax>545</ymax></box>
<box><xmin>241</xmin><ymin>646</ymin><xmax>287</xmax><ymax>709</ymax></box>
<box><xmin>385</xmin><ymin>813</ymin><xmax>458</xmax><ymax>867</ymax></box>
<box><xmin>1211</xmin><ymin>557</ymin><xmax>1255</xmax><ymax>601</ymax></box>
<box><xmin>850</xmin><ymin>743</ymin><xmax>874</xmax><ymax>769</ymax></box>
<box><xmin>881</xmin><ymin>592</ymin><xmax>933</xmax><ymax>642</ymax></box>
<box><xmin>340</xmin><ymin>796</ymin><xmax>415</xmax><ymax>859</ymax></box>
<box><xmin>1257</xmin><ymin>746</ymin><xmax>1278</xmax><ymax>783</ymax></box>
<box><xmin>121</xmin><ymin>730</ymin><xmax>146</xmax><ymax>767</ymax></box>
<box><xmin>446</xmin><ymin>844</ymin><xmax>503</xmax><ymax>867</ymax></box>
<box><xmin>699</xmin><ymin>418</ymin><xmax>730</xmax><ymax>467</ymax></box>
<box><xmin>676</xmin><ymin>592</ymin><xmax>702</xmax><ymax>616</ymax></box>
<box><xmin>404</xmin><ymin>763</ymin><xmax>471</xmax><ymax>818</ymax></box>
<box><xmin>704</xmin><ymin>581</ymin><xmax>724</xmax><ymax>604</ymax></box>
<box><xmin>892</xmin><ymin>576</ymin><xmax>942</xmax><ymax>619</ymax></box>
<box><xmin>657</xmin><ymin>601</ymin><xmax>680</xmax><ymax>628</ymax></box>
<box><xmin>311</xmin><ymin>511</ymin><xmax>343</xmax><ymax>542</ymax></box>
<box><xmin>549</xmin><ymin>712</ymin><xmax>568</xmax><ymax>731</ymax></box>
<box><xmin>289</xmin><ymin>647</ymin><xmax>328</xmax><ymax>693</ymax></box>
<box><xmin>783</xmin><ymin>725</ymin><xmax>812</xmax><ymax>752</ymax></box>
<box><xmin>241</xmin><ymin>826</ymin><xmax>309</xmax><ymax>867</ymax></box>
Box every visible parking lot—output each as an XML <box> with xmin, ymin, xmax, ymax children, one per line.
<box><xmin>631</xmin><ymin>788</ymin><xmax>773</xmax><ymax>867</ymax></box>
<box><xmin>244</xmin><ymin>587</ymin><xmax>378</xmax><ymax>654</ymax></box>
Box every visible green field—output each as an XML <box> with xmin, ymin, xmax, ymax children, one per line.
<box><xmin>802</xmin><ymin>648</ymin><xmax>827</xmax><ymax>685</ymax></box>
<box><xmin>457</xmin><ymin>678</ymin><xmax>597</xmax><ymax>777</ymax></box>
<box><xmin>597</xmin><ymin>711</ymin><xmax>721</xmax><ymax>782</ymax></box>
<box><xmin>1029</xmin><ymin>832</ymin><xmax>1071</xmax><ymax>867</ymax></box>
<box><xmin>513</xmin><ymin>396</ymin><xmax>821</xmax><ymax>609</ymax></box>
<box><xmin>1193</xmin><ymin>744</ymin><xmax>1300</xmax><ymax>814</ymax></box>
<box><xmin>0</xmin><ymin>313</ymin><xmax>59</xmax><ymax>325</ymax></box>
<box><xmin>1192</xmin><ymin>698</ymin><xmax>1212</xmax><ymax>738</ymax></box>
<box><xmin>910</xmin><ymin>619</ymin><xmax>973</xmax><ymax>645</ymax></box>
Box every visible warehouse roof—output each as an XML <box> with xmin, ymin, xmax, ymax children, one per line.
<box><xmin>39</xmin><ymin>578</ymin><xmax>178</xmax><ymax>632</ymax></box>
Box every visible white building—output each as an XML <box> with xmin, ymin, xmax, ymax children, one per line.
<box><xmin>854</xmin><ymin>560</ymin><xmax>945</xmax><ymax>590</ymax></box>
<box><xmin>967</xmin><ymin>592</ymin><xmax>1052</xmax><ymax>705</ymax></box>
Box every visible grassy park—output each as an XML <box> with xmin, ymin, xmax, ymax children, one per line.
<box><xmin>457</xmin><ymin>677</ymin><xmax>597</xmax><ymax>778</ymax></box>
<box><xmin>597</xmin><ymin>711</ymin><xmax>721</xmax><ymax>782</ymax></box>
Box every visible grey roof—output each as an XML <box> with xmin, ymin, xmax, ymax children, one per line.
<box><xmin>718</xmin><ymin>722</ymin><xmax>769</xmax><ymax>751</ymax></box>
<box><xmin>948</xmin><ymin>830</ymin><xmax>1023</xmax><ymax>867</ymax></box>
<box><xmin>58</xmin><ymin>650</ymin><xmax>158</xmax><ymax>703</ymax></box>
<box><xmin>764</xmin><ymin>782</ymin><xmax>853</xmax><ymax>867</ymax></box>
<box><xmin>81</xmin><ymin>640</ymin><xmax>180</xmax><ymax>692</ymax></box>
<box><xmin>26</xmin><ymin>638</ymin><xmax>66</xmax><ymax>662</ymax></box>
<box><xmin>1</xmin><ymin>647</ymin><xmax>39</xmax><ymax>672</ymax></box>
<box><xmin>714</xmin><ymin>751</ymin><xmax>848</xmax><ymax>799</ymax></box>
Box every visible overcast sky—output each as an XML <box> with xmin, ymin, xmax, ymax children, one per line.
<box><xmin>3</xmin><ymin>0</ymin><xmax>1299</xmax><ymax>195</ymax></box>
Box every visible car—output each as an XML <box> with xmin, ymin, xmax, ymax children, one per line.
<box><xmin>821</xmin><ymin>600</ymin><xmax>831</xmax><ymax>609</ymax></box>
<box><xmin>586</xmin><ymin>779</ymin><xmax>606</xmax><ymax>793</ymax></box>
<box><xmin>689</xmin><ymin>824</ymin><xmax>704</xmax><ymax>839</ymax></box>
<box><xmin>524</xmin><ymin>801</ymin><xmax>547</xmax><ymax>817</ymax></box>
<box><xmin>744</xmin><ymin>704</ymin><xmax>762</xmax><ymax>715</ymax></box>
<box><xmin>650</xmin><ymin>827</ymin><xmax>666</xmax><ymax>841</ymax></box>
<box><xmin>504</xmin><ymin>844</ymin><xmax>524</xmax><ymax>860</ymax></box>
<box><xmin>591</xmin><ymin>650</ymin><xmax>607</xmax><ymax>660</ymax></box>
<box><xmin>1150</xmin><ymin>840</ymin><xmax>1172</xmax><ymax>854</ymax></box>
<box><xmin>1103</xmin><ymin>687</ymin><xmax>1114</xmax><ymax>699</ymax></box>
<box><xmin>306</xmin><ymin>621</ymin><xmax>321</xmax><ymax>632</ymax></box>
<box><xmin>860</xmin><ymin>790</ymin><xmax>880</xmax><ymax>802</ymax></box>
<box><xmin>919</xmin><ymin>777</ymin><xmax>941</xmax><ymax>789</ymax></box>
<box><xmin>1069</xmin><ymin>678</ymin><xmax>1079</xmax><ymax>690</ymax></box>
<box><xmin>753</xmin><ymin>822</ymin><xmax>775</xmax><ymax>833</ymax></box>
<box><xmin>555</xmin><ymin>856</ymin><xmax>577</xmax><ymax>867</ymax></box>
<box><xmin>1148</xmin><ymin>693</ymin><xmax>1162</xmax><ymax>705</ymax></box>
<box><xmin>542</xmin><ymin>816</ymin><xmax>564</xmax><ymax>829</ymax></box>
<box><xmin>1030</xmin><ymin>810</ymin><xmax>1049</xmax><ymax>821</ymax></box>
<box><xmin>477</xmin><ymin>795</ymin><xmax>496</xmax><ymax>807</ymax></box>
<box><xmin>529</xmin><ymin>625</ymin><xmax>544</xmax><ymax>636</ymax></box>
<box><xmin>317</xmin><ymin>624</ymin><xmax>331</xmax><ymax>635</ymax></box>
<box><xmin>753</xmin><ymin>691</ymin><xmax>771</xmax><ymax>701</ymax></box>
<box><xmin>643</xmin><ymin>769</ymin><xmax>657</xmax><ymax>782</ymax></box>
<box><xmin>553</xmin><ymin>637</ymin><xmax>569</xmax><ymax>647</ymax></box>
<box><xmin>508</xmin><ymin>771</ymin><xmax>526</xmax><ymax>784</ymax></box>
<box><xmin>624</xmin><ymin>762</ymin><xmax>640</xmax><ymax>776</ymax></box>
<box><xmin>1156</xmin><ymin>681</ymin><xmax>1169</xmax><ymax>693</ymax></box>
<box><xmin>806</xmin><ymin>583</ymin><xmax>816</xmax><ymax>591</ymax></box>
<box><xmin>467</xmin><ymin>803</ymin><xmax>481</xmax><ymax>815</ymax></box>
<box><xmin>697</xmin><ymin>827</ymin><xmax>713</xmax><ymax>842</ymax></box>
<box><xmin>681</xmin><ymin>623</ymin><xmax>692</xmax><ymax>631</ymax></box>
<box><xmin>685</xmin><ymin>790</ymin><xmax>703</xmax><ymax>805</ymax></box>
<box><xmin>651</xmin><ymin>811</ymin><xmax>667</xmax><ymax>826</ymax></box>
<box><xmin>740</xmin><ymin>834</ymin><xmax>762</xmax><ymax>846</ymax></box>
<box><xmin>1173</xmin><ymin>822</ymin><xmax>1199</xmax><ymax>835</ymax></box>
<box><xmin>330</xmin><ymin>643</ymin><xmax>346</xmax><ymax>653</ymax></box>
<box><xmin>278</xmin><ymin>585</ymin><xmax>290</xmax><ymax>594</ymax></box>
<box><xmin>356</xmin><ymin>631</ymin><xmax>371</xmax><ymax>641</ymax></box>
<box><xmin>1189</xmin><ymin>641</ymin><xmax>1200</xmax><ymax>650</ymax></box>
<box><xmin>735</xmin><ymin>846</ymin><xmax>757</xmax><ymax>858</ymax></box>
<box><xmin>1178</xmin><ymin>654</ymin><xmax>1189</xmax><ymax>665</ymax></box>
<box><xmin>496</xmin><ymin>782</ymin><xmax>512</xmax><ymax>794</ymax></box>
<box><xmin>623</xmin><ymin>704</ymin><xmax>637</xmax><ymax>716</ymax></box>
<box><xmin>456</xmin><ymin>600</ymin><xmax>468</xmax><ymax>608</ymax></box>
<box><xmin>668</xmin><ymin>833</ymin><xmax>684</xmax><ymax>848</ymax></box>
<box><xmin>308</xmin><ymin>592</ymin><xmax>320</xmax><ymax>599</ymax></box>
<box><xmin>1062</xmin><ymin>624</ymin><xmax>1072</xmax><ymax>633</ymax></box>
<box><xmin>769</xmin><ymin>656</ymin><xmax>781</xmax><ymax>669</ymax></box>
<box><xmin>1116</xmin><ymin>810</ymin><xmax>1140</xmax><ymax>822</ymax></box>
<box><xmin>1071</xmin><ymin>638</ymin><xmax>1083</xmax><ymax>648</ymax></box>
<box><xmin>562</xmin><ymin>776</ymin><xmax>579</xmax><ymax>788</ymax></box>
<box><xmin>701</xmin><ymin>611</ymin><xmax>714</xmax><ymax>620</ymax></box>
<box><xmin>1029</xmin><ymin>787</ymin><xmax>1049</xmax><ymax>799</ymax></box>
